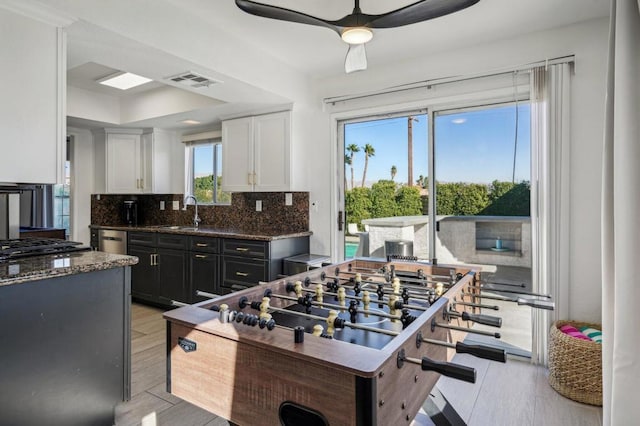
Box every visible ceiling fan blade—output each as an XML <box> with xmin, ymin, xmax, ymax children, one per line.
<box><xmin>345</xmin><ymin>43</ymin><xmax>367</xmax><ymax>74</ymax></box>
<box><xmin>367</xmin><ymin>0</ymin><xmax>480</xmax><ymax>28</ymax></box>
<box><xmin>236</xmin><ymin>0</ymin><xmax>341</xmax><ymax>35</ymax></box>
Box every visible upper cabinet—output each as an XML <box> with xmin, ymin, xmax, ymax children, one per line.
<box><xmin>0</xmin><ymin>8</ymin><xmax>65</xmax><ymax>184</ymax></box>
<box><xmin>93</xmin><ymin>128</ymin><xmax>175</xmax><ymax>194</ymax></box>
<box><xmin>222</xmin><ymin>111</ymin><xmax>297</xmax><ymax>192</ymax></box>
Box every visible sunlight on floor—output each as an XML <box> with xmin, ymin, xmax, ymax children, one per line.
<box><xmin>141</xmin><ymin>411</ymin><xmax>157</xmax><ymax>426</ymax></box>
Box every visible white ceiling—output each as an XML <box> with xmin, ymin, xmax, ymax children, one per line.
<box><xmin>44</xmin><ymin>0</ymin><xmax>609</xmax><ymax>130</ymax></box>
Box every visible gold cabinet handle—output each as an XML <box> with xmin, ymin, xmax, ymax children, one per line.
<box><xmin>235</xmin><ymin>272</ymin><xmax>249</xmax><ymax>277</ymax></box>
<box><xmin>196</xmin><ymin>243</ymin><xmax>208</xmax><ymax>247</ymax></box>
<box><xmin>235</xmin><ymin>247</ymin><xmax>249</xmax><ymax>252</ymax></box>
<box><xmin>195</xmin><ymin>254</ymin><xmax>207</xmax><ymax>259</ymax></box>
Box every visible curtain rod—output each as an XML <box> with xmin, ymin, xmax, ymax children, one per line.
<box><xmin>323</xmin><ymin>55</ymin><xmax>575</xmax><ymax>105</ymax></box>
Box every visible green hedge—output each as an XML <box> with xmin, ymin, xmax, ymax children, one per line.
<box><xmin>346</xmin><ymin>179</ymin><xmax>530</xmax><ymax>229</ymax></box>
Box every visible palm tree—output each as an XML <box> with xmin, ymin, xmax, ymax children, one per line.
<box><xmin>361</xmin><ymin>143</ymin><xmax>375</xmax><ymax>187</ymax></box>
<box><xmin>346</xmin><ymin>144</ymin><xmax>360</xmax><ymax>190</ymax></box>
<box><xmin>391</xmin><ymin>165</ymin><xmax>397</xmax><ymax>180</ymax></box>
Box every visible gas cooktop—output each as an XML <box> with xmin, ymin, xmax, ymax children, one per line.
<box><xmin>0</xmin><ymin>238</ymin><xmax>90</xmax><ymax>261</ymax></box>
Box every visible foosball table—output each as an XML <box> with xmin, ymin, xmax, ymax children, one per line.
<box><xmin>164</xmin><ymin>258</ymin><xmax>539</xmax><ymax>425</ymax></box>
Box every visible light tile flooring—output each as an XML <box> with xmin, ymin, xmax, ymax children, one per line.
<box><xmin>115</xmin><ymin>304</ymin><xmax>230</xmax><ymax>426</ymax></box>
<box><xmin>118</xmin><ymin>303</ymin><xmax>602</xmax><ymax>426</ymax></box>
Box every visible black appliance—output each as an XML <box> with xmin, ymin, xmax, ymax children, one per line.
<box><xmin>122</xmin><ymin>200</ymin><xmax>138</xmax><ymax>226</ymax></box>
<box><xmin>0</xmin><ymin>238</ymin><xmax>90</xmax><ymax>261</ymax></box>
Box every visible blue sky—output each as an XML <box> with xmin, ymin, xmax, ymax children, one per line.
<box><xmin>344</xmin><ymin>103</ymin><xmax>531</xmax><ymax>187</ymax></box>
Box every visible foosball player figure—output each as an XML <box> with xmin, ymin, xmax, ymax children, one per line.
<box><xmin>362</xmin><ymin>291</ymin><xmax>371</xmax><ymax>317</ymax></box>
<box><xmin>315</xmin><ymin>283</ymin><xmax>324</xmax><ymax>306</ymax></box>
<box><xmin>348</xmin><ymin>300</ymin><xmax>359</xmax><ymax>323</ymax></box>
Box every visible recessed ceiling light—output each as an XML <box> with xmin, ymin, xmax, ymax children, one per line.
<box><xmin>180</xmin><ymin>119</ymin><xmax>201</xmax><ymax>125</ymax></box>
<box><xmin>98</xmin><ymin>72</ymin><xmax>152</xmax><ymax>90</ymax></box>
<box><xmin>452</xmin><ymin>118</ymin><xmax>467</xmax><ymax>124</ymax></box>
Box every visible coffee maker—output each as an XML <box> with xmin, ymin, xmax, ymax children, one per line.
<box><xmin>122</xmin><ymin>200</ymin><xmax>138</xmax><ymax>226</ymax></box>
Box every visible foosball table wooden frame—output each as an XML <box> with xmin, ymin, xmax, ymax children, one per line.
<box><xmin>164</xmin><ymin>258</ymin><xmax>500</xmax><ymax>426</ymax></box>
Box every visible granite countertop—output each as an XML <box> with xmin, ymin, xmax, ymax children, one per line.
<box><xmin>0</xmin><ymin>251</ymin><xmax>138</xmax><ymax>287</ymax></box>
<box><xmin>90</xmin><ymin>224</ymin><xmax>312</xmax><ymax>241</ymax></box>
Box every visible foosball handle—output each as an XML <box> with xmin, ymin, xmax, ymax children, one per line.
<box><xmin>455</xmin><ymin>342</ymin><xmax>507</xmax><ymax>363</ymax></box>
<box><xmin>516</xmin><ymin>298</ymin><xmax>555</xmax><ymax>310</ymax></box>
<box><xmin>421</xmin><ymin>357</ymin><xmax>476</xmax><ymax>383</ymax></box>
<box><xmin>461</xmin><ymin>311</ymin><xmax>502</xmax><ymax>328</ymax></box>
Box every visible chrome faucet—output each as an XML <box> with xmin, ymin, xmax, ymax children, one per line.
<box><xmin>183</xmin><ymin>194</ymin><xmax>200</xmax><ymax>228</ymax></box>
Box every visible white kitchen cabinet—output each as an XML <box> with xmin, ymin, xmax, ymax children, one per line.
<box><xmin>93</xmin><ymin>128</ymin><xmax>174</xmax><ymax>194</ymax></box>
<box><xmin>0</xmin><ymin>8</ymin><xmax>66</xmax><ymax>184</ymax></box>
<box><xmin>222</xmin><ymin>111</ymin><xmax>292</xmax><ymax>192</ymax></box>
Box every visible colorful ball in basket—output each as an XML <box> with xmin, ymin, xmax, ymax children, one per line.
<box><xmin>559</xmin><ymin>324</ymin><xmax>592</xmax><ymax>341</ymax></box>
<box><xmin>579</xmin><ymin>326</ymin><xmax>602</xmax><ymax>343</ymax></box>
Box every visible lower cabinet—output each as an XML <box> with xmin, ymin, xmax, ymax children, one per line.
<box><xmin>129</xmin><ymin>232</ymin><xmax>188</xmax><ymax>306</ymax></box>
<box><xmin>156</xmin><ymin>247</ymin><xmax>188</xmax><ymax>305</ymax></box>
<box><xmin>221</xmin><ymin>237</ymin><xmax>310</xmax><ymax>294</ymax></box>
<box><xmin>129</xmin><ymin>244</ymin><xmax>157</xmax><ymax>302</ymax></box>
<box><xmin>190</xmin><ymin>235</ymin><xmax>220</xmax><ymax>302</ymax></box>
<box><xmin>129</xmin><ymin>232</ymin><xmax>309</xmax><ymax>306</ymax></box>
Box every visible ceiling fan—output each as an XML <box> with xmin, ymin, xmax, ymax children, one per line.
<box><xmin>235</xmin><ymin>0</ymin><xmax>481</xmax><ymax>73</ymax></box>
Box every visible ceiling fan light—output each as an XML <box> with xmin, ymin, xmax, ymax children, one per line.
<box><xmin>341</xmin><ymin>27</ymin><xmax>373</xmax><ymax>44</ymax></box>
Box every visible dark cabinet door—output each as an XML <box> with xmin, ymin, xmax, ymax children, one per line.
<box><xmin>190</xmin><ymin>252</ymin><xmax>219</xmax><ymax>303</ymax></box>
<box><xmin>129</xmin><ymin>244</ymin><xmax>157</xmax><ymax>303</ymax></box>
<box><xmin>157</xmin><ymin>247</ymin><xmax>188</xmax><ymax>305</ymax></box>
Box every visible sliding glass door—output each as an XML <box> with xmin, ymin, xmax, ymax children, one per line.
<box><xmin>433</xmin><ymin>102</ymin><xmax>533</xmax><ymax>356</ymax></box>
<box><xmin>339</xmin><ymin>111</ymin><xmax>428</xmax><ymax>260</ymax></box>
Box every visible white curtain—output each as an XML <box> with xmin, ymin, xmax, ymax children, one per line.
<box><xmin>601</xmin><ymin>1</ymin><xmax>640</xmax><ymax>424</ymax></box>
<box><xmin>530</xmin><ymin>63</ymin><xmax>571</xmax><ymax>365</ymax></box>
<box><xmin>184</xmin><ymin>142</ymin><xmax>195</xmax><ymax>201</ymax></box>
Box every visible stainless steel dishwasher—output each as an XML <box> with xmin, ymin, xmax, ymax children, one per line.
<box><xmin>98</xmin><ymin>229</ymin><xmax>127</xmax><ymax>254</ymax></box>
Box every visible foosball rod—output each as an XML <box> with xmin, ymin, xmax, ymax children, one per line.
<box><xmin>321</xmin><ymin>273</ymin><xmax>444</xmax><ymax>293</ymax></box>
<box><xmin>242</xmin><ymin>299</ymin><xmax>400</xmax><ymax>337</ymax></box>
<box><xmin>453</xmin><ymin>300</ymin><xmax>500</xmax><ymax>311</ymax></box>
<box><xmin>431</xmin><ymin>319</ymin><xmax>502</xmax><ymax>339</ymax></box>
<box><xmin>415</xmin><ymin>331</ymin><xmax>506</xmax><ymax>363</ymax></box>
<box><xmin>267</xmin><ymin>292</ymin><xmax>405</xmax><ymax>321</ymax></box>
<box><xmin>479</xmin><ymin>280</ymin><xmax>526</xmax><ymax>288</ymax></box>
<box><xmin>468</xmin><ymin>285</ymin><xmax>552</xmax><ymax>299</ymax></box>
<box><xmin>304</xmin><ymin>277</ymin><xmax>435</xmax><ymax>306</ymax></box>
<box><xmin>324</xmin><ymin>271</ymin><xmax>449</xmax><ymax>287</ymax></box>
<box><xmin>335</xmin><ymin>280</ymin><xmax>435</xmax><ymax>305</ymax></box>
<box><xmin>397</xmin><ymin>349</ymin><xmax>476</xmax><ymax>383</ymax></box>
<box><xmin>463</xmin><ymin>292</ymin><xmax>555</xmax><ymax>310</ymax></box>
<box><xmin>291</xmin><ymin>281</ymin><xmax>429</xmax><ymax>311</ymax></box>
<box><xmin>338</xmin><ymin>266</ymin><xmax>454</xmax><ymax>281</ymax></box>
<box><xmin>446</xmin><ymin>309</ymin><xmax>503</xmax><ymax>328</ymax></box>
<box><xmin>196</xmin><ymin>290</ymin><xmax>221</xmax><ymax>299</ymax></box>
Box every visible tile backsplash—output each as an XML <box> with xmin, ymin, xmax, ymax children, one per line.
<box><xmin>91</xmin><ymin>192</ymin><xmax>309</xmax><ymax>234</ymax></box>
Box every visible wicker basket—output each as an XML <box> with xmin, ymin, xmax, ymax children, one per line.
<box><xmin>548</xmin><ymin>320</ymin><xmax>602</xmax><ymax>406</ymax></box>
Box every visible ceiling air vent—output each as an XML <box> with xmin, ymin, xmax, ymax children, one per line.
<box><xmin>166</xmin><ymin>71</ymin><xmax>221</xmax><ymax>88</ymax></box>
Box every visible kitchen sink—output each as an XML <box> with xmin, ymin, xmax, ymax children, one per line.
<box><xmin>160</xmin><ymin>226</ymin><xmax>199</xmax><ymax>231</ymax></box>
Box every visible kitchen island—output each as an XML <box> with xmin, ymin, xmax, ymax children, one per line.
<box><xmin>0</xmin><ymin>251</ymin><xmax>137</xmax><ymax>426</ymax></box>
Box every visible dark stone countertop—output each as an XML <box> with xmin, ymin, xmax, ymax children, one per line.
<box><xmin>90</xmin><ymin>224</ymin><xmax>313</xmax><ymax>241</ymax></box>
<box><xmin>0</xmin><ymin>251</ymin><xmax>138</xmax><ymax>287</ymax></box>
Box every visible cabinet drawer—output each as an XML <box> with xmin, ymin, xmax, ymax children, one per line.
<box><xmin>129</xmin><ymin>232</ymin><xmax>156</xmax><ymax>247</ymax></box>
<box><xmin>190</xmin><ymin>236</ymin><xmax>219</xmax><ymax>254</ymax></box>
<box><xmin>157</xmin><ymin>234</ymin><xmax>188</xmax><ymax>250</ymax></box>
<box><xmin>223</xmin><ymin>239</ymin><xmax>268</xmax><ymax>259</ymax></box>
<box><xmin>222</xmin><ymin>257</ymin><xmax>267</xmax><ymax>288</ymax></box>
